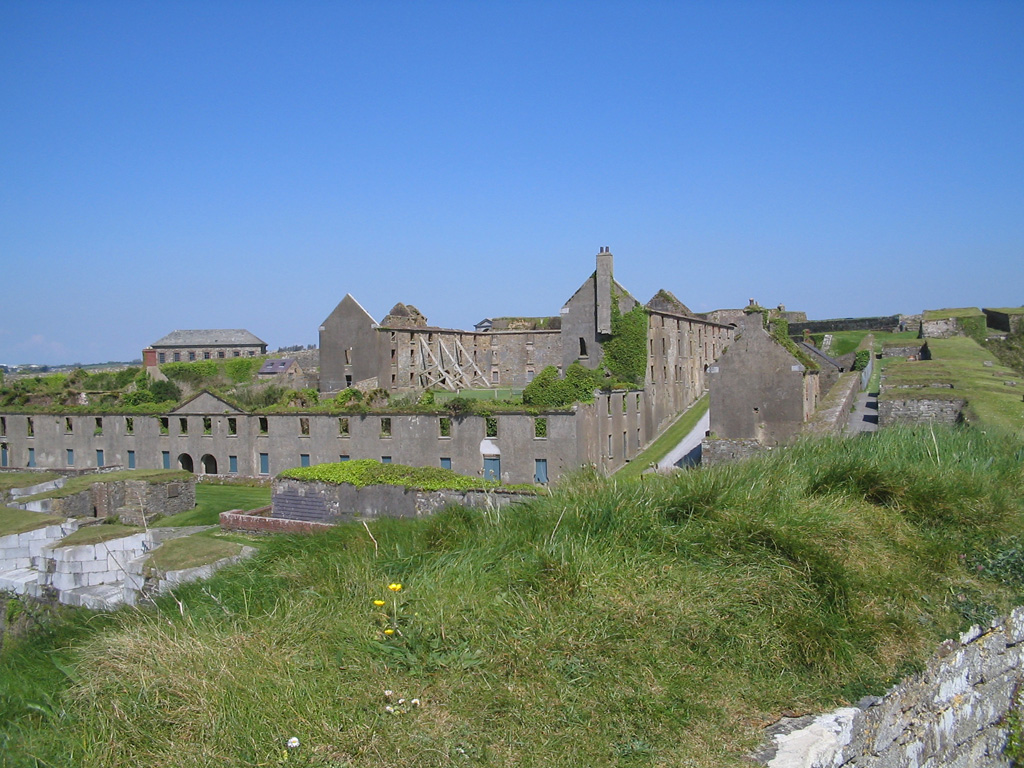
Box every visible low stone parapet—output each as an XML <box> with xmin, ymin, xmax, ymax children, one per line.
<box><xmin>756</xmin><ymin>607</ymin><xmax>1024</xmax><ymax>767</ymax></box>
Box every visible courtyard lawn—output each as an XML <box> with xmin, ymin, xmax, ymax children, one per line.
<box><xmin>154</xmin><ymin>483</ymin><xmax>271</xmax><ymax>527</ymax></box>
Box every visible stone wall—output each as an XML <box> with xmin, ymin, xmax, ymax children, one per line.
<box><xmin>757</xmin><ymin>607</ymin><xmax>1024</xmax><ymax>768</ymax></box>
<box><xmin>44</xmin><ymin>478</ymin><xmax>196</xmax><ymax>523</ymax></box>
<box><xmin>882</xmin><ymin>343</ymin><xmax>930</xmax><ymax>359</ymax></box>
<box><xmin>220</xmin><ymin>509</ymin><xmax>336</xmax><ymax>536</ymax></box>
<box><xmin>804</xmin><ymin>371</ymin><xmax>861</xmax><ymax>437</ymax></box>
<box><xmin>984</xmin><ymin>309</ymin><xmax>1024</xmax><ymax>335</ymax></box>
<box><xmin>700</xmin><ymin>438</ymin><xmax>767</xmax><ymax>466</ymax></box>
<box><xmin>878</xmin><ymin>396</ymin><xmax>965</xmax><ymax>427</ymax></box>
<box><xmin>789</xmin><ymin>315</ymin><xmax>901</xmax><ymax>336</ymax></box>
<box><xmin>271</xmin><ymin>478</ymin><xmax>530</xmax><ymax>524</ymax></box>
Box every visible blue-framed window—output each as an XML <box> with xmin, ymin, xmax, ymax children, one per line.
<box><xmin>300</xmin><ymin>454</ymin><xmax>310</xmax><ymax>468</ymax></box>
<box><xmin>534</xmin><ymin>458</ymin><xmax>548</xmax><ymax>484</ymax></box>
<box><xmin>381</xmin><ymin>456</ymin><xmax>392</xmax><ymax>464</ymax></box>
<box><xmin>440</xmin><ymin>457</ymin><xmax>452</xmax><ymax>470</ymax></box>
<box><xmin>339</xmin><ymin>454</ymin><xmax>349</xmax><ymax>462</ymax></box>
<box><xmin>483</xmin><ymin>456</ymin><xmax>500</xmax><ymax>481</ymax></box>
<box><xmin>259</xmin><ymin>453</ymin><xmax>270</xmax><ymax>475</ymax></box>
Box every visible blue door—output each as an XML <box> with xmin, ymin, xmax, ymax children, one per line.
<box><xmin>483</xmin><ymin>456</ymin><xmax>500</xmax><ymax>481</ymax></box>
<box><xmin>1</xmin><ymin>444</ymin><xmax>7</xmax><ymax>467</ymax></box>
<box><xmin>534</xmin><ymin>459</ymin><xmax>548</xmax><ymax>484</ymax></box>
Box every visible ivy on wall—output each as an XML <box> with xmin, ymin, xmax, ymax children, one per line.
<box><xmin>602</xmin><ymin>301</ymin><xmax>648</xmax><ymax>386</ymax></box>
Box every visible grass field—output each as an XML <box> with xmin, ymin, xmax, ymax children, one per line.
<box><xmin>145</xmin><ymin>534</ymin><xmax>244</xmax><ymax>572</ymax></box>
<box><xmin>0</xmin><ymin>508</ymin><xmax>64</xmax><ymax>537</ymax></box>
<box><xmin>881</xmin><ymin>336</ymin><xmax>1024</xmax><ymax>435</ymax></box>
<box><xmin>14</xmin><ymin>470</ymin><xmax>191</xmax><ymax>504</ymax></box>
<box><xmin>0</xmin><ymin>472</ymin><xmax>61</xmax><ymax>495</ymax></box>
<box><xmin>3</xmin><ymin>425</ymin><xmax>1023</xmax><ymax>767</ymax></box>
<box><xmin>154</xmin><ymin>483</ymin><xmax>271</xmax><ymax>527</ymax></box>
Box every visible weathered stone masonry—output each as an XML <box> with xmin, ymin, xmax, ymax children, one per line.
<box><xmin>758</xmin><ymin>607</ymin><xmax>1024</xmax><ymax>768</ymax></box>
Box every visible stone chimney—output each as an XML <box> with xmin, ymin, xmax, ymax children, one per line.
<box><xmin>596</xmin><ymin>246</ymin><xmax>613</xmax><ymax>335</ymax></box>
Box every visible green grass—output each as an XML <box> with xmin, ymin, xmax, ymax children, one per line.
<box><xmin>0</xmin><ymin>508</ymin><xmax>64</xmax><ymax>537</ymax></box>
<box><xmin>145</xmin><ymin>535</ymin><xmax>244</xmax><ymax>572</ymax></box>
<box><xmin>154</xmin><ymin>483</ymin><xmax>271</xmax><ymax>527</ymax></box>
<box><xmin>615</xmin><ymin>395</ymin><xmax>708</xmax><ymax>481</ymax></box>
<box><xmin>0</xmin><ymin>472</ymin><xmax>61</xmax><ymax>494</ymax></box>
<box><xmin>15</xmin><ymin>470</ymin><xmax>191</xmax><ymax>504</ymax></box>
<box><xmin>881</xmin><ymin>337</ymin><xmax>1024</xmax><ymax>435</ymax></box>
<box><xmin>923</xmin><ymin>307</ymin><xmax>984</xmax><ymax>320</ymax></box>
<box><xmin>6</xmin><ymin>425</ymin><xmax>1021</xmax><ymax>767</ymax></box>
<box><xmin>433</xmin><ymin>387</ymin><xmax>524</xmax><ymax>402</ymax></box>
<box><xmin>54</xmin><ymin>524</ymin><xmax>142</xmax><ymax>548</ymax></box>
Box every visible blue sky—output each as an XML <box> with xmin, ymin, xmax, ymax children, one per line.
<box><xmin>1</xmin><ymin>1</ymin><xmax>1021</xmax><ymax>366</ymax></box>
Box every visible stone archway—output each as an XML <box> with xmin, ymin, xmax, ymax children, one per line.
<box><xmin>178</xmin><ymin>453</ymin><xmax>194</xmax><ymax>472</ymax></box>
<box><xmin>200</xmin><ymin>454</ymin><xmax>218</xmax><ymax>475</ymax></box>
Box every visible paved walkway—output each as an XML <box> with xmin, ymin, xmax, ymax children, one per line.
<box><xmin>847</xmin><ymin>389</ymin><xmax>879</xmax><ymax>434</ymax></box>
<box><xmin>656</xmin><ymin>409</ymin><xmax>710</xmax><ymax>470</ymax></box>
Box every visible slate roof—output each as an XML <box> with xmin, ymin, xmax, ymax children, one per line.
<box><xmin>150</xmin><ymin>329</ymin><xmax>267</xmax><ymax>348</ymax></box>
<box><xmin>259</xmin><ymin>358</ymin><xmax>298</xmax><ymax>375</ymax></box>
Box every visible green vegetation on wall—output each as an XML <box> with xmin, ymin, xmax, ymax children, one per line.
<box><xmin>769</xmin><ymin>318</ymin><xmax>819</xmax><ymax>371</ymax></box>
<box><xmin>279</xmin><ymin>459</ymin><xmax>535</xmax><ymax>493</ymax></box>
<box><xmin>522</xmin><ymin>362</ymin><xmax>604</xmax><ymax>408</ymax></box>
<box><xmin>602</xmin><ymin>302</ymin><xmax>648</xmax><ymax>386</ymax></box>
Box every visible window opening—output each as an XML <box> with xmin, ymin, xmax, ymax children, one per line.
<box><xmin>228</xmin><ymin>417</ymin><xmax>236</xmax><ymax>436</ymax></box>
<box><xmin>126</xmin><ymin>417</ymin><xmax>134</xmax><ymax>435</ymax></box>
<box><xmin>440</xmin><ymin>457</ymin><xmax>452</xmax><ymax>470</ymax></box>
<box><xmin>259</xmin><ymin>453</ymin><xmax>269</xmax><ymax>475</ymax></box>
<box><xmin>65</xmin><ymin>417</ymin><xmax>73</xmax><ymax>433</ymax></box>
<box><xmin>159</xmin><ymin>417</ymin><xmax>169</xmax><ymax>435</ymax></box>
<box><xmin>94</xmin><ymin>417</ymin><xmax>103</xmax><ymax>435</ymax></box>
<box><xmin>259</xmin><ymin>417</ymin><xmax>268</xmax><ymax>434</ymax></box>
<box><xmin>300</xmin><ymin>417</ymin><xmax>310</xmax><ymax>436</ymax></box>
<box><xmin>300</xmin><ymin>454</ymin><xmax>310</xmax><ymax>468</ymax></box>
<box><xmin>579</xmin><ymin>337</ymin><xmax>588</xmax><ymax>357</ymax></box>
<box><xmin>534</xmin><ymin>417</ymin><xmax>547</xmax><ymax>439</ymax></box>
<box><xmin>381</xmin><ymin>456</ymin><xmax>392</xmax><ymax>464</ymax></box>
<box><xmin>339</xmin><ymin>417</ymin><xmax>349</xmax><ymax>436</ymax></box>
<box><xmin>67</xmin><ymin>448</ymin><xmax>74</xmax><ymax>466</ymax></box>
<box><xmin>485</xmin><ymin>417</ymin><xmax>498</xmax><ymax>438</ymax></box>
<box><xmin>179</xmin><ymin>417</ymin><xmax>188</xmax><ymax>435</ymax></box>
<box><xmin>380</xmin><ymin>418</ymin><xmax>391</xmax><ymax>437</ymax></box>
<box><xmin>203</xmin><ymin>417</ymin><xmax>212</xmax><ymax>435</ymax></box>
<box><xmin>26</xmin><ymin>418</ymin><xmax>33</xmax><ymax>437</ymax></box>
<box><xmin>439</xmin><ymin>417</ymin><xmax>452</xmax><ymax>438</ymax></box>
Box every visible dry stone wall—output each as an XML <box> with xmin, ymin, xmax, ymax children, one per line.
<box><xmin>758</xmin><ymin>607</ymin><xmax>1024</xmax><ymax>768</ymax></box>
<box><xmin>878</xmin><ymin>397</ymin><xmax>966</xmax><ymax>427</ymax></box>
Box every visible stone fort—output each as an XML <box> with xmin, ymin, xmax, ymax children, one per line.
<box><xmin>0</xmin><ymin>249</ymin><xmax>733</xmax><ymax>486</ymax></box>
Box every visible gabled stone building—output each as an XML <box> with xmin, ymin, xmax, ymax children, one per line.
<box><xmin>143</xmin><ymin>329</ymin><xmax>267</xmax><ymax>365</ymax></box>
<box><xmin>706</xmin><ymin>313</ymin><xmax>825</xmax><ymax>447</ymax></box>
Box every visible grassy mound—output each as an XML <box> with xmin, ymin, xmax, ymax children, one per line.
<box><xmin>280</xmin><ymin>459</ymin><xmax>537</xmax><ymax>493</ymax></box>
<box><xmin>2</xmin><ymin>426</ymin><xmax>1023</xmax><ymax>767</ymax></box>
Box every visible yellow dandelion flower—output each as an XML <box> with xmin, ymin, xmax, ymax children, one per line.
<box><xmin>373</xmin><ymin>599</ymin><xmax>385</xmax><ymax>607</ymax></box>
<box><xmin>388</xmin><ymin>583</ymin><xmax>403</xmax><ymax>592</ymax></box>
<box><xmin>384</xmin><ymin>628</ymin><xmax>395</xmax><ymax>635</ymax></box>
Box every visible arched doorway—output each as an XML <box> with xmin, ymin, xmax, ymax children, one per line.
<box><xmin>178</xmin><ymin>453</ymin><xmax>194</xmax><ymax>472</ymax></box>
<box><xmin>200</xmin><ymin>454</ymin><xmax>218</xmax><ymax>475</ymax></box>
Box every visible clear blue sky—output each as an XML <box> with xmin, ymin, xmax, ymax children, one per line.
<box><xmin>2</xmin><ymin>1</ymin><xmax>1021</xmax><ymax>366</ymax></box>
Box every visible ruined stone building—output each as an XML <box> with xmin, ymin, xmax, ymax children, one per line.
<box><xmin>1</xmin><ymin>250</ymin><xmax>732</xmax><ymax>485</ymax></box>
<box><xmin>706</xmin><ymin>313</ymin><xmax>843</xmax><ymax>448</ymax></box>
